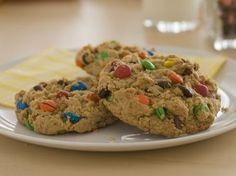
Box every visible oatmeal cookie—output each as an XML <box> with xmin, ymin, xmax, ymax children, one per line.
<box><xmin>15</xmin><ymin>77</ymin><xmax>116</xmax><ymax>135</ymax></box>
<box><xmin>98</xmin><ymin>54</ymin><xmax>221</xmax><ymax>137</ymax></box>
<box><xmin>75</xmin><ymin>41</ymin><xmax>155</xmax><ymax>76</ymax></box>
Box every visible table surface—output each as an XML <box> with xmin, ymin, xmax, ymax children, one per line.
<box><xmin>0</xmin><ymin>0</ymin><xmax>236</xmax><ymax>175</ymax></box>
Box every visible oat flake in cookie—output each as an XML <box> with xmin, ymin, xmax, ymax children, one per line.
<box><xmin>75</xmin><ymin>41</ymin><xmax>154</xmax><ymax>77</ymax></box>
<box><xmin>15</xmin><ymin>77</ymin><xmax>116</xmax><ymax>135</ymax></box>
<box><xmin>98</xmin><ymin>54</ymin><xmax>221</xmax><ymax>137</ymax></box>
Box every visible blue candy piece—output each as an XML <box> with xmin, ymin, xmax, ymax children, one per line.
<box><xmin>63</xmin><ymin>112</ymin><xmax>81</xmax><ymax>124</ymax></box>
<box><xmin>70</xmin><ymin>85</ymin><xmax>80</xmax><ymax>91</ymax></box>
<box><xmin>70</xmin><ymin>81</ymin><xmax>88</xmax><ymax>91</ymax></box>
<box><xmin>147</xmin><ymin>50</ymin><xmax>155</xmax><ymax>56</ymax></box>
<box><xmin>16</xmin><ymin>100</ymin><xmax>29</xmax><ymax>110</ymax></box>
<box><xmin>77</xmin><ymin>81</ymin><xmax>88</xmax><ymax>90</ymax></box>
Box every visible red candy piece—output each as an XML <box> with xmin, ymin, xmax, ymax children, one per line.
<box><xmin>193</xmin><ymin>83</ymin><xmax>209</xmax><ymax>97</ymax></box>
<box><xmin>113</xmin><ymin>64</ymin><xmax>131</xmax><ymax>79</ymax></box>
<box><xmin>56</xmin><ymin>90</ymin><xmax>69</xmax><ymax>98</ymax></box>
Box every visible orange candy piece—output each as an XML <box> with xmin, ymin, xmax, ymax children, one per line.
<box><xmin>87</xmin><ymin>93</ymin><xmax>98</xmax><ymax>102</ymax></box>
<box><xmin>168</xmin><ymin>71</ymin><xmax>183</xmax><ymax>84</ymax></box>
<box><xmin>75</xmin><ymin>58</ymin><xmax>84</xmax><ymax>67</ymax></box>
<box><xmin>138</xmin><ymin>52</ymin><xmax>148</xmax><ymax>59</ymax></box>
<box><xmin>137</xmin><ymin>94</ymin><xmax>150</xmax><ymax>105</ymax></box>
<box><xmin>39</xmin><ymin>100</ymin><xmax>57</xmax><ymax>112</ymax></box>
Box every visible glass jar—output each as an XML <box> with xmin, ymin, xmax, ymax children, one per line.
<box><xmin>206</xmin><ymin>0</ymin><xmax>236</xmax><ymax>50</ymax></box>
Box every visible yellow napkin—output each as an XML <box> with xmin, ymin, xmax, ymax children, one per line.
<box><xmin>0</xmin><ymin>48</ymin><xmax>87</xmax><ymax>108</ymax></box>
<box><xmin>0</xmin><ymin>48</ymin><xmax>227</xmax><ymax>108</ymax></box>
<box><xmin>185</xmin><ymin>56</ymin><xmax>227</xmax><ymax>78</ymax></box>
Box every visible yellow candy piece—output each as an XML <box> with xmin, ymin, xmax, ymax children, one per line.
<box><xmin>164</xmin><ymin>59</ymin><xmax>177</xmax><ymax>68</ymax></box>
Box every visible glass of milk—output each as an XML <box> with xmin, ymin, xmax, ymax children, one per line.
<box><xmin>143</xmin><ymin>0</ymin><xmax>202</xmax><ymax>33</ymax></box>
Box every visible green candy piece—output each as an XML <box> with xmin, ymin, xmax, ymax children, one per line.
<box><xmin>193</xmin><ymin>104</ymin><xmax>201</xmax><ymax>117</ymax></box>
<box><xmin>203</xmin><ymin>103</ymin><xmax>210</xmax><ymax>112</ymax></box>
<box><xmin>141</xmin><ymin>60</ymin><xmax>156</xmax><ymax>70</ymax></box>
<box><xmin>25</xmin><ymin>119</ymin><xmax>34</xmax><ymax>131</ymax></box>
<box><xmin>155</xmin><ymin>107</ymin><xmax>166</xmax><ymax>120</ymax></box>
<box><xmin>97</xmin><ymin>51</ymin><xmax>109</xmax><ymax>61</ymax></box>
<box><xmin>111</xmin><ymin>40</ymin><xmax>117</xmax><ymax>43</ymax></box>
<box><xmin>110</xmin><ymin>41</ymin><xmax>118</xmax><ymax>48</ymax></box>
<box><xmin>193</xmin><ymin>103</ymin><xmax>210</xmax><ymax>117</ymax></box>
<box><xmin>106</xmin><ymin>95</ymin><xmax>113</xmax><ymax>102</ymax></box>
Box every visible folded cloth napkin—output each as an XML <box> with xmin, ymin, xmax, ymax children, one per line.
<box><xmin>0</xmin><ymin>48</ymin><xmax>227</xmax><ymax>108</ymax></box>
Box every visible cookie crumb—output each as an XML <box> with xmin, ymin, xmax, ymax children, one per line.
<box><xmin>221</xmin><ymin>107</ymin><xmax>229</xmax><ymax>113</ymax></box>
<box><xmin>107</xmin><ymin>136</ymin><xmax>116</xmax><ymax>143</ymax></box>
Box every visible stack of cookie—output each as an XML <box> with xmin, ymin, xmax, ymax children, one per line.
<box><xmin>15</xmin><ymin>41</ymin><xmax>221</xmax><ymax>137</ymax></box>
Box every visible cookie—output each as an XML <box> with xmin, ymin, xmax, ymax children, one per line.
<box><xmin>98</xmin><ymin>54</ymin><xmax>221</xmax><ymax>137</ymax></box>
<box><xmin>75</xmin><ymin>41</ymin><xmax>154</xmax><ymax>76</ymax></box>
<box><xmin>15</xmin><ymin>77</ymin><xmax>116</xmax><ymax>135</ymax></box>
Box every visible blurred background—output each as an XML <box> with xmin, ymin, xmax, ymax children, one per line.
<box><xmin>0</xmin><ymin>0</ymin><xmax>235</xmax><ymax>64</ymax></box>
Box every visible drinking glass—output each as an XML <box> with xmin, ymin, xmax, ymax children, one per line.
<box><xmin>143</xmin><ymin>0</ymin><xmax>202</xmax><ymax>33</ymax></box>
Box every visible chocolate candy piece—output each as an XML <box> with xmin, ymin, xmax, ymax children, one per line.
<box><xmin>155</xmin><ymin>107</ymin><xmax>166</xmax><ymax>120</ymax></box>
<box><xmin>144</xmin><ymin>87</ymin><xmax>151</xmax><ymax>93</ymax></box>
<box><xmin>98</xmin><ymin>88</ymin><xmax>111</xmax><ymax>98</ymax></box>
<box><xmin>63</xmin><ymin>112</ymin><xmax>81</xmax><ymax>124</ymax></box>
<box><xmin>182</xmin><ymin>68</ymin><xmax>192</xmax><ymax>76</ymax></box>
<box><xmin>178</xmin><ymin>85</ymin><xmax>193</xmax><ymax>97</ymax></box>
<box><xmin>16</xmin><ymin>100</ymin><xmax>29</xmax><ymax>110</ymax></box>
<box><xmin>39</xmin><ymin>82</ymin><xmax>47</xmax><ymax>88</ymax></box>
<box><xmin>193</xmin><ymin>83</ymin><xmax>208</xmax><ymax>97</ymax></box>
<box><xmin>142</xmin><ymin>60</ymin><xmax>156</xmax><ymax>70</ymax></box>
<box><xmin>157</xmin><ymin>80</ymin><xmax>172</xmax><ymax>89</ymax></box>
<box><xmin>110</xmin><ymin>61</ymin><xmax>118</xmax><ymax>72</ymax></box>
<box><xmin>173</xmin><ymin>116</ymin><xmax>183</xmax><ymax>129</ymax></box>
<box><xmin>57</xmin><ymin>80</ymin><xmax>69</xmax><ymax>86</ymax></box>
<box><xmin>57</xmin><ymin>80</ymin><xmax>64</xmax><ymax>85</ymax></box>
<box><xmin>113</xmin><ymin>64</ymin><xmax>131</xmax><ymax>79</ymax></box>
<box><xmin>39</xmin><ymin>100</ymin><xmax>57</xmax><ymax>112</ymax></box>
<box><xmin>81</xmin><ymin>53</ymin><xmax>89</xmax><ymax>65</ymax></box>
<box><xmin>33</xmin><ymin>85</ymin><xmax>43</xmax><ymax>91</ymax></box>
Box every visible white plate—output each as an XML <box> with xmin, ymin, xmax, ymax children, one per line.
<box><xmin>0</xmin><ymin>46</ymin><xmax>236</xmax><ymax>152</ymax></box>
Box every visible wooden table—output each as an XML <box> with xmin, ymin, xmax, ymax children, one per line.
<box><xmin>0</xmin><ymin>1</ymin><xmax>235</xmax><ymax>175</ymax></box>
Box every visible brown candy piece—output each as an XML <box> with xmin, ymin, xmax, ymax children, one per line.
<box><xmin>33</xmin><ymin>85</ymin><xmax>43</xmax><ymax>91</ymax></box>
<box><xmin>98</xmin><ymin>88</ymin><xmax>111</xmax><ymax>98</ymax></box>
<box><xmin>174</xmin><ymin>117</ymin><xmax>183</xmax><ymax>129</ymax></box>
<box><xmin>157</xmin><ymin>80</ymin><xmax>172</xmax><ymax>89</ymax></box>
<box><xmin>182</xmin><ymin>68</ymin><xmax>192</xmax><ymax>76</ymax></box>
<box><xmin>178</xmin><ymin>85</ymin><xmax>193</xmax><ymax>98</ymax></box>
